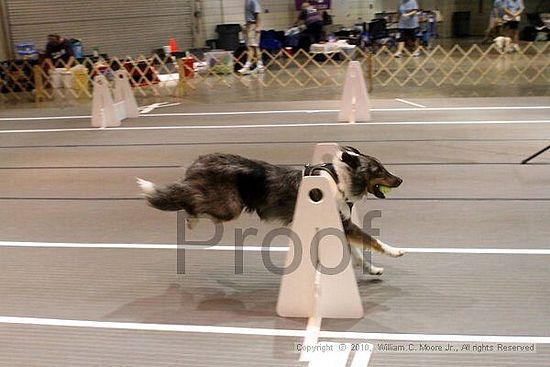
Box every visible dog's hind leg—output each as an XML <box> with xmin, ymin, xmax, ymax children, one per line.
<box><xmin>193</xmin><ymin>187</ymin><xmax>244</xmax><ymax>222</ymax></box>
<box><xmin>343</xmin><ymin>219</ymin><xmax>405</xmax><ymax>257</ymax></box>
<box><xmin>350</xmin><ymin>246</ymin><xmax>384</xmax><ymax>275</ymax></box>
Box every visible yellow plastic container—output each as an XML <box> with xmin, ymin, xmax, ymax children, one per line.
<box><xmin>72</xmin><ymin>66</ymin><xmax>90</xmax><ymax>97</ymax></box>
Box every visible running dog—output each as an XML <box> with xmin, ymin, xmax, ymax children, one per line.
<box><xmin>137</xmin><ymin>146</ymin><xmax>404</xmax><ymax>275</ymax></box>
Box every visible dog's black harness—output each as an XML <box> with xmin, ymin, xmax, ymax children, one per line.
<box><xmin>304</xmin><ymin>163</ymin><xmax>353</xmax><ymax>210</ymax></box>
<box><xmin>303</xmin><ymin>163</ymin><xmax>339</xmax><ymax>184</ymax></box>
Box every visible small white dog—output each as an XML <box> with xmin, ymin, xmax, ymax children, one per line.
<box><xmin>494</xmin><ymin>36</ymin><xmax>513</xmax><ymax>54</ymax></box>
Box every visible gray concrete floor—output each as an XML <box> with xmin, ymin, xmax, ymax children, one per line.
<box><xmin>0</xmin><ymin>97</ymin><xmax>549</xmax><ymax>366</ymax></box>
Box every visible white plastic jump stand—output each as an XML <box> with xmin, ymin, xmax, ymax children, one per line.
<box><xmin>278</xmin><ymin>142</ymin><xmax>363</xmax><ymax>362</ymax></box>
<box><xmin>338</xmin><ymin>61</ymin><xmax>371</xmax><ymax>124</ymax></box>
<box><xmin>277</xmin><ymin>174</ymin><xmax>363</xmax><ymax>318</ymax></box>
<box><xmin>91</xmin><ymin>70</ymin><xmax>139</xmax><ymax>128</ymax></box>
<box><xmin>278</xmin><ymin>140</ymin><xmax>362</xmax><ymax>319</ymax></box>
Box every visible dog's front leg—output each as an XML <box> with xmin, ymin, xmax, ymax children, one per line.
<box><xmin>343</xmin><ymin>219</ymin><xmax>405</xmax><ymax>257</ymax></box>
<box><xmin>349</xmin><ymin>245</ymin><xmax>385</xmax><ymax>275</ymax></box>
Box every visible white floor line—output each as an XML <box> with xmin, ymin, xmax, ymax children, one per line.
<box><xmin>0</xmin><ymin>241</ymin><xmax>282</xmax><ymax>251</ymax></box>
<box><xmin>0</xmin><ymin>316</ymin><xmax>549</xmax><ymax>344</ymax></box>
<box><xmin>300</xmin><ymin>316</ymin><xmax>323</xmax><ymax>362</ymax></box>
<box><xmin>374</xmin><ymin>106</ymin><xmax>550</xmax><ymax>112</ymax></box>
<box><xmin>309</xmin><ymin>342</ymin><xmax>351</xmax><ymax>367</ymax></box>
<box><xmin>400</xmin><ymin>247</ymin><xmax>550</xmax><ymax>255</ymax></box>
<box><xmin>1</xmin><ymin>120</ymin><xmax>549</xmax><ymax>135</ymax></box>
<box><xmin>0</xmin><ymin>116</ymin><xmax>91</xmax><ymax>121</ymax></box>
<box><xmin>1</xmin><ymin>105</ymin><xmax>549</xmax><ymax>122</ymax></box>
<box><xmin>146</xmin><ymin>109</ymin><xmax>337</xmax><ymax>117</ymax></box>
<box><xmin>2</xmin><ymin>241</ymin><xmax>550</xmax><ymax>255</ymax></box>
<box><xmin>395</xmin><ymin>98</ymin><xmax>427</xmax><ymax>108</ymax></box>
<box><xmin>350</xmin><ymin>344</ymin><xmax>373</xmax><ymax>367</ymax></box>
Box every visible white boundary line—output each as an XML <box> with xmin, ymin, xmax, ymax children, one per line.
<box><xmin>350</xmin><ymin>344</ymin><xmax>373</xmax><ymax>367</ymax></box>
<box><xmin>144</xmin><ymin>106</ymin><xmax>550</xmax><ymax>114</ymax></box>
<box><xmin>1</xmin><ymin>105</ymin><xmax>550</xmax><ymax>122</ymax></box>
<box><xmin>300</xmin><ymin>316</ymin><xmax>323</xmax><ymax>362</ymax></box>
<box><xmin>309</xmin><ymin>342</ymin><xmax>351</xmax><ymax>367</ymax></box>
<box><xmin>0</xmin><ymin>316</ymin><xmax>548</xmax><ymax>344</ymax></box>
<box><xmin>395</xmin><ymin>98</ymin><xmax>427</xmax><ymax>108</ymax></box>
<box><xmin>400</xmin><ymin>247</ymin><xmax>550</xmax><ymax>255</ymax></box>
<box><xmin>0</xmin><ymin>115</ymin><xmax>91</xmax><ymax>121</ymax></box>
<box><xmin>1</xmin><ymin>241</ymin><xmax>550</xmax><ymax>255</ymax></box>
<box><xmin>1</xmin><ymin>120</ymin><xmax>549</xmax><ymax>135</ymax></box>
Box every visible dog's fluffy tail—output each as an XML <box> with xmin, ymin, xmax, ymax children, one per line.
<box><xmin>137</xmin><ymin>177</ymin><xmax>192</xmax><ymax>212</ymax></box>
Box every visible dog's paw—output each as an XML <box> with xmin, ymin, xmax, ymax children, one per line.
<box><xmin>367</xmin><ymin>264</ymin><xmax>384</xmax><ymax>276</ymax></box>
<box><xmin>378</xmin><ymin>240</ymin><xmax>405</xmax><ymax>257</ymax></box>
<box><xmin>388</xmin><ymin>248</ymin><xmax>405</xmax><ymax>257</ymax></box>
<box><xmin>384</xmin><ymin>245</ymin><xmax>405</xmax><ymax>257</ymax></box>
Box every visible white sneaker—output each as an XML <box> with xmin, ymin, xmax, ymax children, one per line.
<box><xmin>412</xmin><ymin>50</ymin><xmax>421</xmax><ymax>57</ymax></box>
<box><xmin>256</xmin><ymin>64</ymin><xmax>265</xmax><ymax>73</ymax></box>
<box><xmin>394</xmin><ymin>52</ymin><xmax>403</xmax><ymax>58</ymax></box>
<box><xmin>238</xmin><ymin>63</ymin><xmax>252</xmax><ymax>74</ymax></box>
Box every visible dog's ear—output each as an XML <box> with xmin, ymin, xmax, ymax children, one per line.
<box><xmin>340</xmin><ymin>151</ymin><xmax>360</xmax><ymax>169</ymax></box>
<box><xmin>342</xmin><ymin>146</ymin><xmax>361</xmax><ymax>155</ymax></box>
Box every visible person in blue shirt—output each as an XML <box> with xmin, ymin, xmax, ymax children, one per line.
<box><xmin>239</xmin><ymin>0</ymin><xmax>264</xmax><ymax>74</ymax></box>
<box><xmin>483</xmin><ymin>0</ymin><xmax>504</xmax><ymax>42</ymax></box>
<box><xmin>503</xmin><ymin>0</ymin><xmax>524</xmax><ymax>50</ymax></box>
<box><xmin>394</xmin><ymin>0</ymin><xmax>420</xmax><ymax>58</ymax></box>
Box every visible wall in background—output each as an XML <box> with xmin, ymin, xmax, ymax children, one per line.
<box><xmin>197</xmin><ymin>0</ymin><xmax>467</xmax><ymax>45</ymax></box>
<box><xmin>375</xmin><ymin>0</ymin><xmax>458</xmax><ymax>38</ymax></box>
<box><xmin>0</xmin><ymin>0</ymin><xmax>544</xmax><ymax>59</ymax></box>
<box><xmin>199</xmin><ymin>0</ymin><xmax>379</xmax><ymax>44</ymax></box>
<box><xmin>201</xmin><ymin>0</ymin><xmax>293</xmax><ymax>43</ymax></box>
<box><xmin>0</xmin><ymin>0</ymin><xmax>9</xmax><ymax>59</ymax></box>
<box><xmin>2</xmin><ymin>0</ymin><xmax>194</xmax><ymax>58</ymax></box>
<box><xmin>452</xmin><ymin>0</ymin><xmax>544</xmax><ymax>37</ymax></box>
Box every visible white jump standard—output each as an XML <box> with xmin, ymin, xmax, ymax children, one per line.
<box><xmin>91</xmin><ymin>70</ymin><xmax>139</xmax><ymax>128</ymax></box>
<box><xmin>339</xmin><ymin>61</ymin><xmax>371</xmax><ymax>124</ymax></box>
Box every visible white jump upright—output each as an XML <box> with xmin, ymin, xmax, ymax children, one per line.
<box><xmin>338</xmin><ymin>61</ymin><xmax>371</xmax><ymax>123</ymax></box>
<box><xmin>91</xmin><ymin>70</ymin><xmax>139</xmax><ymax>128</ymax></box>
<box><xmin>277</xmin><ymin>143</ymin><xmax>363</xmax><ymax>320</ymax></box>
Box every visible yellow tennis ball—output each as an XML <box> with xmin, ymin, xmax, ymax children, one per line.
<box><xmin>379</xmin><ymin>185</ymin><xmax>392</xmax><ymax>195</ymax></box>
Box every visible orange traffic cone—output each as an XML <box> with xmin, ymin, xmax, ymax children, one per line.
<box><xmin>169</xmin><ymin>38</ymin><xmax>180</xmax><ymax>53</ymax></box>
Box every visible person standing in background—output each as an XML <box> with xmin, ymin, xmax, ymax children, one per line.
<box><xmin>483</xmin><ymin>0</ymin><xmax>505</xmax><ymax>43</ymax></box>
<box><xmin>239</xmin><ymin>0</ymin><xmax>264</xmax><ymax>74</ymax></box>
<box><xmin>503</xmin><ymin>0</ymin><xmax>524</xmax><ymax>51</ymax></box>
<box><xmin>294</xmin><ymin>2</ymin><xmax>325</xmax><ymax>44</ymax></box>
<box><xmin>394</xmin><ymin>0</ymin><xmax>420</xmax><ymax>58</ymax></box>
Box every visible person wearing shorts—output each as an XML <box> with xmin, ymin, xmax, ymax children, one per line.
<box><xmin>503</xmin><ymin>0</ymin><xmax>524</xmax><ymax>51</ymax></box>
<box><xmin>239</xmin><ymin>0</ymin><xmax>263</xmax><ymax>74</ymax></box>
<box><xmin>394</xmin><ymin>0</ymin><xmax>420</xmax><ymax>58</ymax></box>
<box><xmin>483</xmin><ymin>0</ymin><xmax>504</xmax><ymax>42</ymax></box>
